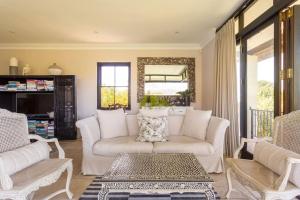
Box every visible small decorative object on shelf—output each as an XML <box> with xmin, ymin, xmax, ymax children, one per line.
<box><xmin>48</xmin><ymin>63</ymin><xmax>63</xmax><ymax>75</ymax></box>
<box><xmin>22</xmin><ymin>64</ymin><xmax>31</xmax><ymax>75</ymax></box>
<box><xmin>9</xmin><ymin>57</ymin><xmax>19</xmax><ymax>75</ymax></box>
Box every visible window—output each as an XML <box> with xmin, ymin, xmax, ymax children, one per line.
<box><xmin>97</xmin><ymin>62</ymin><xmax>130</xmax><ymax>109</ymax></box>
<box><xmin>244</xmin><ymin>0</ymin><xmax>273</xmax><ymax>27</ymax></box>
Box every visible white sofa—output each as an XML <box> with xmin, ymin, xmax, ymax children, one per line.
<box><xmin>76</xmin><ymin>114</ymin><xmax>230</xmax><ymax>175</ymax></box>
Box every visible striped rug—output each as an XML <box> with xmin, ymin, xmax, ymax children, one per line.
<box><xmin>80</xmin><ymin>177</ymin><xmax>220</xmax><ymax>200</ymax></box>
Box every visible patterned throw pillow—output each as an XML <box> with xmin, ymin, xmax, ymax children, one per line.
<box><xmin>136</xmin><ymin>114</ymin><xmax>168</xmax><ymax>142</ymax></box>
<box><xmin>0</xmin><ymin>109</ymin><xmax>30</xmax><ymax>153</ymax></box>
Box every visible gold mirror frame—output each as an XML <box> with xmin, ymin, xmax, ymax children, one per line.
<box><xmin>137</xmin><ymin>57</ymin><xmax>195</xmax><ymax>102</ymax></box>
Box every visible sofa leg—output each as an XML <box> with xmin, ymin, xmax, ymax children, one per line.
<box><xmin>226</xmin><ymin>168</ymin><xmax>233</xmax><ymax>199</ymax></box>
<box><xmin>65</xmin><ymin>163</ymin><xmax>73</xmax><ymax>199</ymax></box>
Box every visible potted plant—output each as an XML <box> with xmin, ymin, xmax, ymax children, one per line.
<box><xmin>140</xmin><ymin>96</ymin><xmax>169</xmax><ymax>108</ymax></box>
<box><xmin>177</xmin><ymin>89</ymin><xmax>191</xmax><ymax>106</ymax></box>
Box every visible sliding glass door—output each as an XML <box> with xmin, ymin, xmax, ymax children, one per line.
<box><xmin>246</xmin><ymin>23</ymin><xmax>275</xmax><ymax>139</ymax></box>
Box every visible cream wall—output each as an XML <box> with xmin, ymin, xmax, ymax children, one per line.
<box><xmin>0</xmin><ymin>49</ymin><xmax>202</xmax><ymax>119</ymax></box>
<box><xmin>201</xmin><ymin>39</ymin><xmax>215</xmax><ymax>110</ymax></box>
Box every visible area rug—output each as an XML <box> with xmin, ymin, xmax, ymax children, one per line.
<box><xmin>79</xmin><ymin>176</ymin><xmax>220</xmax><ymax>200</ymax></box>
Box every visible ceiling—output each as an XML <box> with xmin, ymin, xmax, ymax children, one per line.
<box><xmin>0</xmin><ymin>0</ymin><xmax>244</xmax><ymax>48</ymax></box>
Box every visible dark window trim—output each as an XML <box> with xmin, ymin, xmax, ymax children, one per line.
<box><xmin>97</xmin><ymin>62</ymin><xmax>131</xmax><ymax>110</ymax></box>
<box><xmin>218</xmin><ymin>0</ymin><xmax>296</xmax><ymax>37</ymax></box>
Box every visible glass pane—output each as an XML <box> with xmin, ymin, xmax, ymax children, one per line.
<box><xmin>165</xmin><ymin>76</ymin><xmax>183</xmax><ymax>81</ymax></box>
<box><xmin>115</xmin><ymin>66</ymin><xmax>129</xmax><ymax>86</ymax></box>
<box><xmin>246</xmin><ymin>24</ymin><xmax>274</xmax><ymax>141</ymax></box>
<box><xmin>244</xmin><ymin>0</ymin><xmax>273</xmax><ymax>27</ymax></box>
<box><xmin>101</xmin><ymin>66</ymin><xmax>114</xmax><ymax>86</ymax></box>
<box><xmin>145</xmin><ymin>82</ymin><xmax>188</xmax><ymax>96</ymax></box>
<box><xmin>115</xmin><ymin>87</ymin><xmax>128</xmax><ymax>106</ymax></box>
<box><xmin>100</xmin><ymin>87</ymin><xmax>114</xmax><ymax>108</ymax></box>
<box><xmin>290</xmin><ymin>0</ymin><xmax>300</xmax><ymax>6</ymax></box>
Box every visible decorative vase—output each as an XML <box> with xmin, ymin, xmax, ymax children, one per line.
<box><xmin>48</xmin><ymin>63</ymin><xmax>63</xmax><ymax>75</ymax></box>
<box><xmin>22</xmin><ymin>64</ymin><xmax>31</xmax><ymax>75</ymax></box>
<box><xmin>9</xmin><ymin>57</ymin><xmax>18</xmax><ymax>75</ymax></box>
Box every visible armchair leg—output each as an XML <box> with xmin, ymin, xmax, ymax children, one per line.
<box><xmin>226</xmin><ymin>168</ymin><xmax>233</xmax><ymax>199</ymax></box>
<box><xmin>66</xmin><ymin>162</ymin><xmax>73</xmax><ymax>199</ymax></box>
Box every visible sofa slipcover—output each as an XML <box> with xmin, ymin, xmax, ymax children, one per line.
<box><xmin>76</xmin><ymin>114</ymin><xmax>230</xmax><ymax>175</ymax></box>
<box><xmin>93</xmin><ymin>136</ymin><xmax>153</xmax><ymax>156</ymax></box>
<box><xmin>153</xmin><ymin>135</ymin><xmax>214</xmax><ymax>155</ymax></box>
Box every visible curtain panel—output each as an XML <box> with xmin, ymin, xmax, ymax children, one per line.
<box><xmin>213</xmin><ymin>19</ymin><xmax>240</xmax><ymax>157</ymax></box>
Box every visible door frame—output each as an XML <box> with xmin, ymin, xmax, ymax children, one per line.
<box><xmin>239</xmin><ymin>16</ymin><xmax>280</xmax><ymax>157</ymax></box>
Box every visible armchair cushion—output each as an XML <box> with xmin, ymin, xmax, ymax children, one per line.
<box><xmin>226</xmin><ymin>158</ymin><xmax>298</xmax><ymax>191</ymax></box>
<box><xmin>0</xmin><ymin>110</ymin><xmax>30</xmax><ymax>153</ymax></box>
<box><xmin>0</xmin><ymin>141</ymin><xmax>49</xmax><ymax>176</ymax></box>
<box><xmin>254</xmin><ymin>141</ymin><xmax>300</xmax><ymax>188</ymax></box>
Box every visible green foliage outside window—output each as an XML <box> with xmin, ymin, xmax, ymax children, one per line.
<box><xmin>101</xmin><ymin>87</ymin><xmax>128</xmax><ymax>108</ymax></box>
<box><xmin>255</xmin><ymin>80</ymin><xmax>274</xmax><ymax>137</ymax></box>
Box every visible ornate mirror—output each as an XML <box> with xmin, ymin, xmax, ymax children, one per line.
<box><xmin>137</xmin><ymin>57</ymin><xmax>195</xmax><ymax>105</ymax></box>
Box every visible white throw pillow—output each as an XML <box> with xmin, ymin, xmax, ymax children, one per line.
<box><xmin>97</xmin><ymin>109</ymin><xmax>128</xmax><ymax>139</ymax></box>
<box><xmin>136</xmin><ymin>108</ymin><xmax>168</xmax><ymax>142</ymax></box>
<box><xmin>181</xmin><ymin>109</ymin><xmax>212</xmax><ymax>140</ymax></box>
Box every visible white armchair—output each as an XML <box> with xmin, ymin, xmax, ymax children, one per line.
<box><xmin>0</xmin><ymin>109</ymin><xmax>73</xmax><ymax>200</ymax></box>
<box><xmin>226</xmin><ymin>138</ymin><xmax>300</xmax><ymax>200</ymax></box>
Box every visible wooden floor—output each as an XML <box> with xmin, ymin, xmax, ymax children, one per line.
<box><xmin>33</xmin><ymin>139</ymin><xmax>254</xmax><ymax>200</ymax></box>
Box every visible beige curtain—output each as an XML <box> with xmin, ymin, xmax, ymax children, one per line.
<box><xmin>213</xmin><ymin>18</ymin><xmax>240</xmax><ymax>157</ymax></box>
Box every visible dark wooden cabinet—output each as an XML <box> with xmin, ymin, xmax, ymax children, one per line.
<box><xmin>0</xmin><ymin>75</ymin><xmax>76</xmax><ymax>140</ymax></box>
<box><xmin>54</xmin><ymin>76</ymin><xmax>76</xmax><ymax>140</ymax></box>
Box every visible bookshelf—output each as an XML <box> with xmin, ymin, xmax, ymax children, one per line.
<box><xmin>0</xmin><ymin>75</ymin><xmax>76</xmax><ymax>140</ymax></box>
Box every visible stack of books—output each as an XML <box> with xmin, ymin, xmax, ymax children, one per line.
<box><xmin>48</xmin><ymin>121</ymin><xmax>55</xmax><ymax>138</ymax></box>
<box><xmin>0</xmin><ymin>79</ymin><xmax>55</xmax><ymax>92</ymax></box>
<box><xmin>27</xmin><ymin>120</ymin><xmax>53</xmax><ymax>138</ymax></box>
<box><xmin>17</xmin><ymin>83</ymin><xmax>26</xmax><ymax>91</ymax></box>
<box><xmin>28</xmin><ymin>120</ymin><xmax>37</xmax><ymax>134</ymax></box>
<box><xmin>45</xmin><ymin>80</ymin><xmax>54</xmax><ymax>91</ymax></box>
<box><xmin>35</xmin><ymin>120</ymin><xmax>49</xmax><ymax>138</ymax></box>
<box><xmin>26</xmin><ymin>80</ymin><xmax>37</xmax><ymax>91</ymax></box>
<box><xmin>7</xmin><ymin>81</ymin><xmax>19</xmax><ymax>91</ymax></box>
<box><xmin>0</xmin><ymin>85</ymin><xmax>7</xmax><ymax>91</ymax></box>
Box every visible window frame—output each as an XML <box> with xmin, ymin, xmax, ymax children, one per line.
<box><xmin>97</xmin><ymin>62</ymin><xmax>131</xmax><ymax>110</ymax></box>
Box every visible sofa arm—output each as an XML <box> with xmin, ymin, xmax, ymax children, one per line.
<box><xmin>76</xmin><ymin>116</ymin><xmax>101</xmax><ymax>149</ymax></box>
<box><xmin>206</xmin><ymin>117</ymin><xmax>230</xmax><ymax>151</ymax></box>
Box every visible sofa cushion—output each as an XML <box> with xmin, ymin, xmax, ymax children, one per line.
<box><xmin>254</xmin><ymin>141</ymin><xmax>300</xmax><ymax>188</ymax></box>
<box><xmin>153</xmin><ymin>135</ymin><xmax>214</xmax><ymax>156</ymax></box>
<box><xmin>181</xmin><ymin>109</ymin><xmax>212</xmax><ymax>140</ymax></box>
<box><xmin>93</xmin><ymin>136</ymin><xmax>153</xmax><ymax>156</ymax></box>
<box><xmin>168</xmin><ymin>115</ymin><xmax>184</xmax><ymax>136</ymax></box>
<box><xmin>0</xmin><ymin>109</ymin><xmax>30</xmax><ymax>153</ymax></box>
<box><xmin>97</xmin><ymin>109</ymin><xmax>128</xmax><ymax>139</ymax></box>
<box><xmin>0</xmin><ymin>141</ymin><xmax>49</xmax><ymax>176</ymax></box>
<box><xmin>126</xmin><ymin>115</ymin><xmax>139</xmax><ymax>136</ymax></box>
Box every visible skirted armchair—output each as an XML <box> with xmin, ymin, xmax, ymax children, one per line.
<box><xmin>0</xmin><ymin>109</ymin><xmax>73</xmax><ymax>200</ymax></box>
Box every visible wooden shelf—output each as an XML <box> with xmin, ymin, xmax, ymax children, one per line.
<box><xmin>0</xmin><ymin>90</ymin><xmax>54</xmax><ymax>93</ymax></box>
